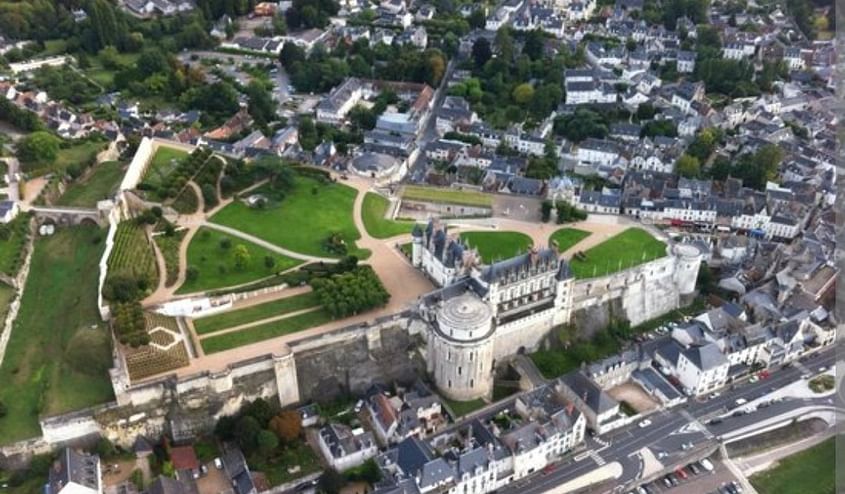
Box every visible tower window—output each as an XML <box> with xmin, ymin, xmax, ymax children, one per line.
<box><xmin>448</xmin><ymin>380</ymin><xmax>452</xmax><ymax>388</ymax></box>
<box><xmin>470</xmin><ymin>379</ymin><xmax>474</xmax><ymax>388</ymax></box>
<box><xmin>458</xmin><ymin>366</ymin><xmax>462</xmax><ymax>376</ymax></box>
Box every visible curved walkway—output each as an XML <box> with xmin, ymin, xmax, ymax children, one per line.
<box><xmin>201</xmin><ymin>222</ymin><xmax>336</xmax><ymax>263</ymax></box>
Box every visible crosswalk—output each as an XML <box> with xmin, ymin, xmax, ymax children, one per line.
<box><xmin>679</xmin><ymin>409</ymin><xmax>714</xmax><ymax>439</ymax></box>
<box><xmin>588</xmin><ymin>450</ymin><xmax>606</xmax><ymax>466</ymax></box>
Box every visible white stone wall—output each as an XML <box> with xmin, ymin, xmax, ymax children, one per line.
<box><xmin>429</xmin><ymin>334</ymin><xmax>494</xmax><ymax>401</ymax></box>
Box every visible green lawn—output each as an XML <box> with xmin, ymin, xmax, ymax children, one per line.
<box><xmin>569</xmin><ymin>228</ymin><xmax>667</xmax><ymax>279</ymax></box>
<box><xmin>201</xmin><ymin>309</ymin><xmax>334</xmax><ymax>354</ymax></box>
<box><xmin>143</xmin><ymin>147</ymin><xmax>188</xmax><ymax>189</ymax></box>
<box><xmin>0</xmin><ymin>227</ymin><xmax>114</xmax><ymax>444</ymax></box>
<box><xmin>193</xmin><ymin>291</ymin><xmax>320</xmax><ymax>335</ymax></box>
<box><xmin>459</xmin><ymin>231</ymin><xmax>533</xmax><ymax>264</ymax></box>
<box><xmin>549</xmin><ymin>227</ymin><xmax>591</xmax><ymax>252</ymax></box>
<box><xmin>249</xmin><ymin>441</ymin><xmax>321</xmax><ymax>487</ymax></box>
<box><xmin>750</xmin><ymin>438</ymin><xmax>835</xmax><ymax>494</ymax></box>
<box><xmin>402</xmin><ymin>185</ymin><xmax>493</xmax><ymax>207</ymax></box>
<box><xmin>177</xmin><ymin>228</ymin><xmax>302</xmax><ymax>295</ymax></box>
<box><xmin>444</xmin><ymin>398</ymin><xmax>486</xmax><ymax>417</ymax></box>
<box><xmin>212</xmin><ymin>176</ymin><xmax>366</xmax><ymax>259</ymax></box>
<box><xmin>362</xmin><ymin>192</ymin><xmax>415</xmax><ymax>239</ymax></box>
<box><xmin>57</xmin><ymin>161</ymin><xmax>125</xmax><ymax>207</ymax></box>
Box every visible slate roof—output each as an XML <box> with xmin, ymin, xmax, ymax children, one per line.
<box><xmin>559</xmin><ymin>371</ymin><xmax>618</xmax><ymax>415</ymax></box>
<box><xmin>681</xmin><ymin>343</ymin><xmax>729</xmax><ymax>371</ymax></box>
<box><xmin>48</xmin><ymin>449</ymin><xmax>100</xmax><ymax>494</ymax></box>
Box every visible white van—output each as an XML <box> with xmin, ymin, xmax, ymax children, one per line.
<box><xmin>700</xmin><ymin>458</ymin><xmax>714</xmax><ymax>472</ymax></box>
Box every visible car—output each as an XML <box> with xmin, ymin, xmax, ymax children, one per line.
<box><xmin>735</xmin><ymin>398</ymin><xmax>748</xmax><ymax>406</ymax></box>
<box><xmin>637</xmin><ymin>487</ymin><xmax>647</xmax><ymax>494</ymax></box>
<box><xmin>656</xmin><ymin>451</ymin><xmax>669</xmax><ymax>459</ymax></box>
<box><xmin>748</xmin><ymin>376</ymin><xmax>759</xmax><ymax>383</ymax></box>
<box><xmin>667</xmin><ymin>474</ymin><xmax>679</xmax><ymax>486</ymax></box>
<box><xmin>708</xmin><ymin>418</ymin><xmax>723</xmax><ymax>425</ymax></box>
<box><xmin>662</xmin><ymin>477</ymin><xmax>672</xmax><ymax>488</ymax></box>
<box><xmin>638</xmin><ymin>419</ymin><xmax>652</xmax><ymax>428</ymax></box>
<box><xmin>681</xmin><ymin>442</ymin><xmax>694</xmax><ymax>450</ymax></box>
<box><xmin>700</xmin><ymin>458</ymin><xmax>715</xmax><ymax>472</ymax></box>
<box><xmin>818</xmin><ymin>366</ymin><xmax>828</xmax><ymax>373</ymax></box>
<box><xmin>688</xmin><ymin>463</ymin><xmax>700</xmax><ymax>475</ymax></box>
<box><xmin>709</xmin><ymin>392</ymin><xmax>721</xmax><ymax>399</ymax></box>
<box><xmin>200</xmin><ymin>464</ymin><xmax>208</xmax><ymax>475</ymax></box>
<box><xmin>542</xmin><ymin>464</ymin><xmax>555</xmax><ymax>475</ymax></box>
<box><xmin>802</xmin><ymin>373</ymin><xmax>812</xmax><ymax>379</ymax></box>
<box><xmin>758</xmin><ymin>370</ymin><xmax>770</xmax><ymax>379</ymax></box>
<box><xmin>675</xmin><ymin>468</ymin><xmax>688</xmax><ymax>480</ymax></box>
<box><xmin>731</xmin><ymin>481</ymin><xmax>743</xmax><ymax>493</ymax></box>
<box><xmin>354</xmin><ymin>400</ymin><xmax>364</xmax><ymax>413</ymax></box>
<box><xmin>214</xmin><ymin>457</ymin><xmax>223</xmax><ymax>469</ymax></box>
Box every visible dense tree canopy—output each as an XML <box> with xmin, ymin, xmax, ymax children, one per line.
<box><xmin>311</xmin><ymin>267</ymin><xmax>390</xmax><ymax>318</ymax></box>
<box><xmin>17</xmin><ymin>131</ymin><xmax>61</xmax><ymax>165</ymax></box>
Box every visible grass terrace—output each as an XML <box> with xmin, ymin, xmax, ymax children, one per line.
<box><xmin>401</xmin><ymin>185</ymin><xmax>493</xmax><ymax>208</ymax></box>
<box><xmin>362</xmin><ymin>192</ymin><xmax>415</xmax><ymax>239</ymax></box>
<box><xmin>750</xmin><ymin>437</ymin><xmax>834</xmax><ymax>494</ymax></box>
<box><xmin>444</xmin><ymin>398</ymin><xmax>486</xmax><ymax>417</ymax></box>
<box><xmin>212</xmin><ymin>175</ymin><xmax>367</xmax><ymax>259</ymax></box>
<box><xmin>459</xmin><ymin>231</ymin><xmax>533</xmax><ymax>264</ymax></box>
<box><xmin>26</xmin><ymin>139</ymin><xmax>107</xmax><ymax>176</ymax></box>
<box><xmin>201</xmin><ymin>309</ymin><xmax>334</xmax><ymax>354</ymax></box>
<box><xmin>193</xmin><ymin>291</ymin><xmax>320</xmax><ymax>335</ymax></box>
<box><xmin>569</xmin><ymin>228</ymin><xmax>666</xmax><ymax>279</ymax></box>
<box><xmin>0</xmin><ymin>215</ymin><xmax>31</xmax><ymax>277</ymax></box>
<box><xmin>0</xmin><ymin>227</ymin><xmax>113</xmax><ymax>444</ymax></box>
<box><xmin>57</xmin><ymin>160</ymin><xmax>125</xmax><ymax>207</ymax></box>
<box><xmin>177</xmin><ymin>228</ymin><xmax>302</xmax><ymax>295</ymax></box>
<box><xmin>549</xmin><ymin>227</ymin><xmax>591</xmax><ymax>252</ymax></box>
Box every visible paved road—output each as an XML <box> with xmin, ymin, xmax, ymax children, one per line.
<box><xmin>497</xmin><ymin>348</ymin><xmax>839</xmax><ymax>494</ymax></box>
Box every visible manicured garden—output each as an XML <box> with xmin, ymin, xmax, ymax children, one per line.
<box><xmin>212</xmin><ymin>175</ymin><xmax>367</xmax><ymax>259</ymax></box>
<box><xmin>361</xmin><ymin>192</ymin><xmax>415</xmax><ymax>239</ymax></box>
<box><xmin>56</xmin><ymin>160</ymin><xmax>125</xmax><ymax>207</ymax></box>
<box><xmin>401</xmin><ymin>185</ymin><xmax>493</xmax><ymax>207</ymax></box>
<box><xmin>569</xmin><ymin>228</ymin><xmax>666</xmax><ymax>279</ymax></box>
<box><xmin>750</xmin><ymin>437</ymin><xmax>834</xmax><ymax>494</ymax></box>
<box><xmin>177</xmin><ymin>228</ymin><xmax>302</xmax><ymax>295</ymax></box>
<box><xmin>201</xmin><ymin>309</ymin><xmax>334</xmax><ymax>354</ymax></box>
<box><xmin>549</xmin><ymin>227</ymin><xmax>591</xmax><ymax>252</ymax></box>
<box><xmin>459</xmin><ymin>231</ymin><xmax>533</xmax><ymax>264</ymax></box>
<box><xmin>152</xmin><ymin>229</ymin><xmax>186</xmax><ymax>288</ymax></box>
<box><xmin>193</xmin><ymin>291</ymin><xmax>320</xmax><ymax>335</ymax></box>
<box><xmin>0</xmin><ymin>227</ymin><xmax>114</xmax><ymax>444</ymax></box>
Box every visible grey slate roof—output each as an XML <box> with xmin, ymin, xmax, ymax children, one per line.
<box><xmin>681</xmin><ymin>343</ymin><xmax>729</xmax><ymax>371</ymax></box>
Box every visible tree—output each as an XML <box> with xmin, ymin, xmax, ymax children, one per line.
<box><xmin>468</xmin><ymin>8</ymin><xmax>486</xmax><ymax>28</ymax></box>
<box><xmin>17</xmin><ymin>131</ymin><xmax>60</xmax><ymax>165</ymax></box>
<box><xmin>0</xmin><ymin>400</ymin><xmax>6</xmax><ymax>419</ymax></box>
<box><xmin>233</xmin><ymin>245</ymin><xmax>250</xmax><ymax>271</ymax></box>
<box><xmin>522</xmin><ymin>29</ymin><xmax>545</xmax><ymax>60</ymax></box>
<box><xmin>279</xmin><ymin>42</ymin><xmax>306</xmax><ymax>69</ymax></box>
<box><xmin>264</xmin><ymin>256</ymin><xmax>276</xmax><ymax>270</ymax></box>
<box><xmin>675</xmin><ymin>154</ymin><xmax>701</xmax><ymax>178</ymax></box>
<box><xmin>246</xmin><ymin>81</ymin><xmax>276</xmax><ymax>126</ymax></box>
<box><xmin>257</xmin><ymin>430</ymin><xmax>279</xmax><ymax>455</ymax></box>
<box><xmin>319</xmin><ymin>469</ymin><xmax>345</xmax><ymax>494</ymax></box>
<box><xmin>269</xmin><ymin>410</ymin><xmax>302</xmax><ymax>442</ymax></box>
<box><xmin>541</xmin><ymin>200</ymin><xmax>553</xmax><ymax>222</ymax></box>
<box><xmin>235</xmin><ymin>416</ymin><xmax>262</xmax><ymax>452</ymax></box>
<box><xmin>471</xmin><ymin>38</ymin><xmax>492</xmax><ymax>68</ymax></box>
<box><xmin>298</xmin><ymin>116</ymin><xmax>319</xmax><ymax>151</ymax></box>
<box><xmin>311</xmin><ymin>267</ymin><xmax>390</xmax><ymax>318</ymax></box>
<box><xmin>494</xmin><ymin>28</ymin><xmax>514</xmax><ymax>62</ymax></box>
<box><xmin>512</xmin><ymin>83</ymin><xmax>535</xmax><ymax>105</ymax></box>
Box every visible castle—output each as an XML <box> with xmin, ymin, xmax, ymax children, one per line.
<box><xmin>411</xmin><ymin>219</ymin><xmax>702</xmax><ymax>401</ymax></box>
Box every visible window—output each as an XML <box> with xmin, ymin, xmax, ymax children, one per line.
<box><xmin>470</xmin><ymin>379</ymin><xmax>474</xmax><ymax>388</ymax></box>
<box><xmin>458</xmin><ymin>366</ymin><xmax>462</xmax><ymax>376</ymax></box>
<box><xmin>448</xmin><ymin>379</ymin><xmax>452</xmax><ymax>388</ymax></box>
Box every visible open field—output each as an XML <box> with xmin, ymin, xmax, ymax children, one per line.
<box><xmin>750</xmin><ymin>437</ymin><xmax>834</xmax><ymax>494</ymax></box>
<box><xmin>201</xmin><ymin>309</ymin><xmax>334</xmax><ymax>354</ymax></box>
<box><xmin>549</xmin><ymin>227</ymin><xmax>591</xmax><ymax>252</ymax></box>
<box><xmin>24</xmin><ymin>139</ymin><xmax>107</xmax><ymax>176</ymax></box>
<box><xmin>569</xmin><ymin>228</ymin><xmax>666</xmax><ymax>279</ymax></box>
<box><xmin>401</xmin><ymin>185</ymin><xmax>493</xmax><ymax>207</ymax></box>
<box><xmin>177</xmin><ymin>227</ymin><xmax>302</xmax><ymax>294</ymax></box>
<box><xmin>212</xmin><ymin>175</ymin><xmax>366</xmax><ymax>258</ymax></box>
<box><xmin>193</xmin><ymin>291</ymin><xmax>320</xmax><ymax>335</ymax></box>
<box><xmin>459</xmin><ymin>231</ymin><xmax>533</xmax><ymax>264</ymax></box>
<box><xmin>362</xmin><ymin>192</ymin><xmax>415</xmax><ymax>239</ymax></box>
<box><xmin>0</xmin><ymin>227</ymin><xmax>114</xmax><ymax>444</ymax></box>
<box><xmin>57</xmin><ymin>160</ymin><xmax>125</xmax><ymax>207</ymax></box>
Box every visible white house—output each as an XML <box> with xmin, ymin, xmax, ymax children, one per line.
<box><xmin>675</xmin><ymin>343</ymin><xmax>730</xmax><ymax>396</ymax></box>
<box><xmin>46</xmin><ymin>449</ymin><xmax>102</xmax><ymax>494</ymax></box>
<box><xmin>317</xmin><ymin>423</ymin><xmax>378</xmax><ymax>471</ymax></box>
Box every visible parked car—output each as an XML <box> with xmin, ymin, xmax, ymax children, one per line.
<box><xmin>700</xmin><ymin>458</ymin><xmax>715</xmax><ymax>472</ymax></box>
<box><xmin>638</xmin><ymin>419</ymin><xmax>652</xmax><ymax>428</ymax></box>
<box><xmin>214</xmin><ymin>457</ymin><xmax>223</xmax><ymax>469</ymax></box>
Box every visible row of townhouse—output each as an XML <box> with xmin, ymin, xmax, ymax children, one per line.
<box><xmin>370</xmin><ymin>385</ymin><xmax>586</xmax><ymax>494</ymax></box>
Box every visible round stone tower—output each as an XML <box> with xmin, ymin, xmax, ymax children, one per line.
<box><xmin>428</xmin><ymin>293</ymin><xmax>495</xmax><ymax>401</ymax></box>
<box><xmin>673</xmin><ymin>243</ymin><xmax>703</xmax><ymax>296</ymax></box>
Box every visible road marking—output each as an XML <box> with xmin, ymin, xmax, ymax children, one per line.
<box><xmin>588</xmin><ymin>450</ymin><xmax>606</xmax><ymax>466</ymax></box>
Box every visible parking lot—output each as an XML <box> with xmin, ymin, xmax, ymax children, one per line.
<box><xmin>628</xmin><ymin>457</ymin><xmax>745</xmax><ymax>494</ymax></box>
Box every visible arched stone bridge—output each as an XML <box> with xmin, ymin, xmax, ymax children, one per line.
<box><xmin>27</xmin><ymin>205</ymin><xmax>108</xmax><ymax>227</ymax></box>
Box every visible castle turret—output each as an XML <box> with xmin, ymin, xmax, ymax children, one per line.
<box><xmin>428</xmin><ymin>293</ymin><xmax>495</xmax><ymax>401</ymax></box>
<box><xmin>673</xmin><ymin>243</ymin><xmax>702</xmax><ymax>296</ymax></box>
<box><xmin>411</xmin><ymin>224</ymin><xmax>424</xmax><ymax>267</ymax></box>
